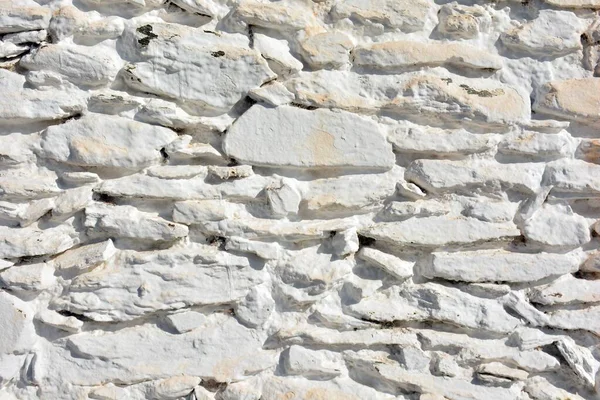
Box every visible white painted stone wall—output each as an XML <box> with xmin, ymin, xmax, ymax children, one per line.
<box><xmin>0</xmin><ymin>0</ymin><xmax>600</xmax><ymax>399</ymax></box>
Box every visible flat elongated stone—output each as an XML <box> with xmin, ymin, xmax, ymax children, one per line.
<box><xmin>501</xmin><ymin>10</ymin><xmax>585</xmax><ymax>56</ymax></box>
<box><xmin>544</xmin><ymin>0</ymin><xmax>600</xmax><ymax>8</ymax></box>
<box><xmin>360</xmin><ymin>216</ymin><xmax>520</xmax><ymax>247</ymax></box>
<box><xmin>39</xmin><ymin>115</ymin><xmax>177</xmax><ymax>169</ymax></box>
<box><xmin>301</xmin><ymin>167</ymin><xmax>403</xmax><ymax>217</ymax></box>
<box><xmin>223</xmin><ymin>105</ymin><xmax>394</xmax><ymax>170</ymax></box>
<box><xmin>20</xmin><ymin>44</ymin><xmax>121</xmax><ymax>86</ymax></box>
<box><xmin>544</xmin><ymin>160</ymin><xmax>600</xmax><ymax>199</ymax></box>
<box><xmin>353</xmin><ymin>41</ymin><xmax>502</xmax><ymax>72</ymax></box>
<box><xmin>57</xmin><ymin>315</ymin><xmax>276</xmax><ymax>385</ymax></box>
<box><xmin>97</xmin><ymin>173</ymin><xmax>270</xmax><ymax>200</ymax></box>
<box><xmin>232</xmin><ymin>0</ymin><xmax>320</xmax><ymax>31</ymax></box>
<box><xmin>53</xmin><ymin>240</ymin><xmax>116</xmax><ymax>275</ymax></box>
<box><xmin>0</xmin><ymin>223</ymin><xmax>78</xmax><ymax>259</ymax></box>
<box><xmin>123</xmin><ymin>24</ymin><xmax>275</xmax><ymax>115</ymax></box>
<box><xmin>530</xmin><ymin>275</ymin><xmax>600</xmax><ymax>305</ymax></box>
<box><xmin>356</xmin><ymin>247</ymin><xmax>414</xmax><ymax>279</ymax></box>
<box><xmin>534</xmin><ymin>79</ymin><xmax>600</xmax><ymax>124</ymax></box>
<box><xmin>55</xmin><ymin>247</ymin><xmax>264</xmax><ymax>321</ymax></box>
<box><xmin>498</xmin><ymin>130</ymin><xmax>575</xmax><ymax>160</ymax></box>
<box><xmin>331</xmin><ymin>0</ymin><xmax>432</xmax><ymax>32</ymax></box>
<box><xmin>426</xmin><ymin>249</ymin><xmax>582</xmax><ymax>283</ymax></box>
<box><xmin>523</xmin><ymin>204</ymin><xmax>590</xmax><ymax>248</ymax></box>
<box><xmin>348</xmin><ymin>283</ymin><xmax>522</xmax><ymax>333</ymax></box>
<box><xmin>287</xmin><ymin>71</ymin><xmax>529</xmax><ymax>127</ymax></box>
<box><xmin>405</xmin><ymin>159</ymin><xmax>545</xmax><ymax>194</ymax></box>
<box><xmin>0</xmin><ymin>1</ymin><xmax>51</xmax><ymax>33</ymax></box>
<box><xmin>388</xmin><ymin>124</ymin><xmax>495</xmax><ymax>155</ymax></box>
<box><xmin>84</xmin><ymin>203</ymin><xmax>188</xmax><ymax>242</ymax></box>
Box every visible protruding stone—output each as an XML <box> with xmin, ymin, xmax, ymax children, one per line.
<box><xmin>406</xmin><ymin>159</ymin><xmax>545</xmax><ymax>194</ymax></box>
<box><xmin>425</xmin><ymin>249</ymin><xmax>582</xmax><ymax>283</ymax></box>
<box><xmin>0</xmin><ymin>223</ymin><xmax>78</xmax><ymax>259</ymax></box>
<box><xmin>0</xmin><ymin>1</ymin><xmax>51</xmax><ymax>33</ymax></box>
<box><xmin>331</xmin><ymin>0</ymin><xmax>432</xmax><ymax>32</ymax></box>
<box><xmin>283</xmin><ymin>345</ymin><xmax>345</xmax><ymax>378</ymax></box>
<box><xmin>436</xmin><ymin>4</ymin><xmax>491</xmax><ymax>39</ymax></box>
<box><xmin>530</xmin><ymin>275</ymin><xmax>600</xmax><ymax>305</ymax></box>
<box><xmin>0</xmin><ymin>262</ymin><xmax>55</xmax><ymax>291</ymax></box>
<box><xmin>223</xmin><ymin>105</ymin><xmax>395</xmax><ymax>170</ymax></box>
<box><xmin>356</xmin><ymin>247</ymin><xmax>414</xmax><ymax>279</ymax></box>
<box><xmin>20</xmin><ymin>44</ymin><xmax>122</xmax><ymax>86</ymax></box>
<box><xmin>84</xmin><ymin>203</ymin><xmax>188</xmax><ymax>242</ymax></box>
<box><xmin>501</xmin><ymin>10</ymin><xmax>585</xmax><ymax>56</ymax></box>
<box><xmin>361</xmin><ymin>216</ymin><xmax>520</xmax><ymax>248</ymax></box>
<box><xmin>53</xmin><ymin>240</ymin><xmax>117</xmax><ymax>275</ymax></box>
<box><xmin>39</xmin><ymin>114</ymin><xmax>177</xmax><ymax>170</ymax></box>
<box><xmin>534</xmin><ymin>78</ymin><xmax>600</xmax><ymax>124</ymax></box>
<box><xmin>298</xmin><ymin>31</ymin><xmax>353</xmax><ymax>69</ymax></box>
<box><xmin>164</xmin><ymin>311</ymin><xmax>207</xmax><ymax>334</ymax></box>
<box><xmin>523</xmin><ymin>203</ymin><xmax>590</xmax><ymax>249</ymax></box>
<box><xmin>353</xmin><ymin>41</ymin><xmax>502</xmax><ymax>72</ymax></box>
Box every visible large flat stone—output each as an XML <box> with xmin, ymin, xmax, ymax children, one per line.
<box><xmin>353</xmin><ymin>41</ymin><xmax>502</xmax><ymax>72</ymax></box>
<box><xmin>426</xmin><ymin>249</ymin><xmax>583</xmax><ymax>283</ymax></box>
<box><xmin>534</xmin><ymin>78</ymin><xmax>600</xmax><ymax>124</ymax></box>
<box><xmin>223</xmin><ymin>105</ymin><xmax>395</xmax><ymax>170</ymax></box>
<box><xmin>360</xmin><ymin>216</ymin><xmax>520</xmax><ymax>248</ymax></box>
<box><xmin>405</xmin><ymin>159</ymin><xmax>545</xmax><ymax>194</ymax></box>
<box><xmin>286</xmin><ymin>71</ymin><xmax>530</xmax><ymax>128</ymax></box>
<box><xmin>331</xmin><ymin>0</ymin><xmax>432</xmax><ymax>32</ymax></box>
<box><xmin>39</xmin><ymin>114</ymin><xmax>177</xmax><ymax>169</ymax></box>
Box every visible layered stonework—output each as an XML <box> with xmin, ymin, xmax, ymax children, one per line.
<box><xmin>0</xmin><ymin>0</ymin><xmax>600</xmax><ymax>399</ymax></box>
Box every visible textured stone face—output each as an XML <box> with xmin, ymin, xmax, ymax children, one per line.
<box><xmin>0</xmin><ymin>0</ymin><xmax>599</xmax><ymax>399</ymax></box>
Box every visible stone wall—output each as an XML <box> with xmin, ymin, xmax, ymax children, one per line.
<box><xmin>1</xmin><ymin>0</ymin><xmax>600</xmax><ymax>399</ymax></box>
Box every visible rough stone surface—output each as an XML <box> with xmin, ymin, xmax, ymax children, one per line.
<box><xmin>0</xmin><ymin>1</ymin><xmax>599</xmax><ymax>399</ymax></box>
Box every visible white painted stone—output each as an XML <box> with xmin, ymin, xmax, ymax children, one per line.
<box><xmin>122</xmin><ymin>24</ymin><xmax>275</xmax><ymax>114</ymax></box>
<box><xmin>53</xmin><ymin>240</ymin><xmax>116</xmax><ymax>275</ymax></box>
<box><xmin>55</xmin><ymin>247</ymin><xmax>264</xmax><ymax>321</ymax></box>
<box><xmin>425</xmin><ymin>249</ymin><xmax>582</xmax><ymax>283</ymax></box>
<box><xmin>501</xmin><ymin>10</ymin><xmax>586</xmax><ymax>56</ymax></box>
<box><xmin>283</xmin><ymin>345</ymin><xmax>345</xmax><ymax>378</ymax></box>
<box><xmin>348</xmin><ymin>283</ymin><xmax>522</xmax><ymax>333</ymax></box>
<box><xmin>98</xmin><ymin>173</ymin><xmax>270</xmax><ymax>201</ymax></box>
<box><xmin>36</xmin><ymin>309</ymin><xmax>83</xmax><ymax>333</ymax></box>
<box><xmin>331</xmin><ymin>227</ymin><xmax>359</xmax><ymax>257</ymax></box>
<box><xmin>436</xmin><ymin>3</ymin><xmax>491</xmax><ymax>39</ymax></box>
<box><xmin>223</xmin><ymin>105</ymin><xmax>395</xmax><ymax>170</ymax></box>
<box><xmin>0</xmin><ymin>262</ymin><xmax>55</xmax><ymax>291</ymax></box>
<box><xmin>353</xmin><ymin>41</ymin><xmax>502</xmax><ymax>72</ymax></box>
<box><xmin>0</xmin><ymin>1</ymin><xmax>50</xmax><ymax>33</ymax></box>
<box><xmin>530</xmin><ymin>275</ymin><xmax>600</xmax><ymax>305</ymax></box>
<box><xmin>286</xmin><ymin>71</ymin><xmax>530</xmax><ymax>127</ymax></box>
<box><xmin>406</xmin><ymin>159</ymin><xmax>545</xmax><ymax>194</ymax></box>
<box><xmin>164</xmin><ymin>311</ymin><xmax>207</xmax><ymax>334</ymax></box>
<box><xmin>356</xmin><ymin>247</ymin><xmax>414</xmax><ymax>279</ymax></box>
<box><xmin>523</xmin><ymin>203</ymin><xmax>590</xmax><ymax>249</ymax></box>
<box><xmin>266</xmin><ymin>179</ymin><xmax>301</xmax><ymax>218</ymax></box>
<box><xmin>534</xmin><ymin>78</ymin><xmax>600</xmax><ymax>124</ymax></box>
<box><xmin>84</xmin><ymin>203</ymin><xmax>189</xmax><ymax>242</ymax></box>
<box><xmin>0</xmin><ymin>292</ymin><xmax>35</xmax><ymax>354</ymax></box>
<box><xmin>388</xmin><ymin>124</ymin><xmax>495</xmax><ymax>155</ymax></box>
<box><xmin>499</xmin><ymin>130</ymin><xmax>575</xmax><ymax>160</ymax></box>
<box><xmin>298</xmin><ymin>31</ymin><xmax>353</xmax><ymax>69</ymax></box>
<box><xmin>0</xmin><ymin>1</ymin><xmax>597</xmax><ymax>398</ymax></box>
<box><xmin>20</xmin><ymin>44</ymin><xmax>122</xmax><ymax>86</ymax></box>
<box><xmin>360</xmin><ymin>216</ymin><xmax>520</xmax><ymax>248</ymax></box>
<box><xmin>252</xmin><ymin>33</ymin><xmax>303</xmax><ymax>76</ymax></box>
<box><xmin>39</xmin><ymin>114</ymin><xmax>177</xmax><ymax>170</ymax></box>
<box><xmin>0</xmin><ymin>223</ymin><xmax>78</xmax><ymax>259</ymax></box>
<box><xmin>248</xmin><ymin>81</ymin><xmax>295</xmax><ymax>106</ymax></box>
<box><xmin>302</xmin><ymin>166</ymin><xmax>404</xmax><ymax>217</ymax></box>
<box><xmin>331</xmin><ymin>0</ymin><xmax>432</xmax><ymax>32</ymax></box>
